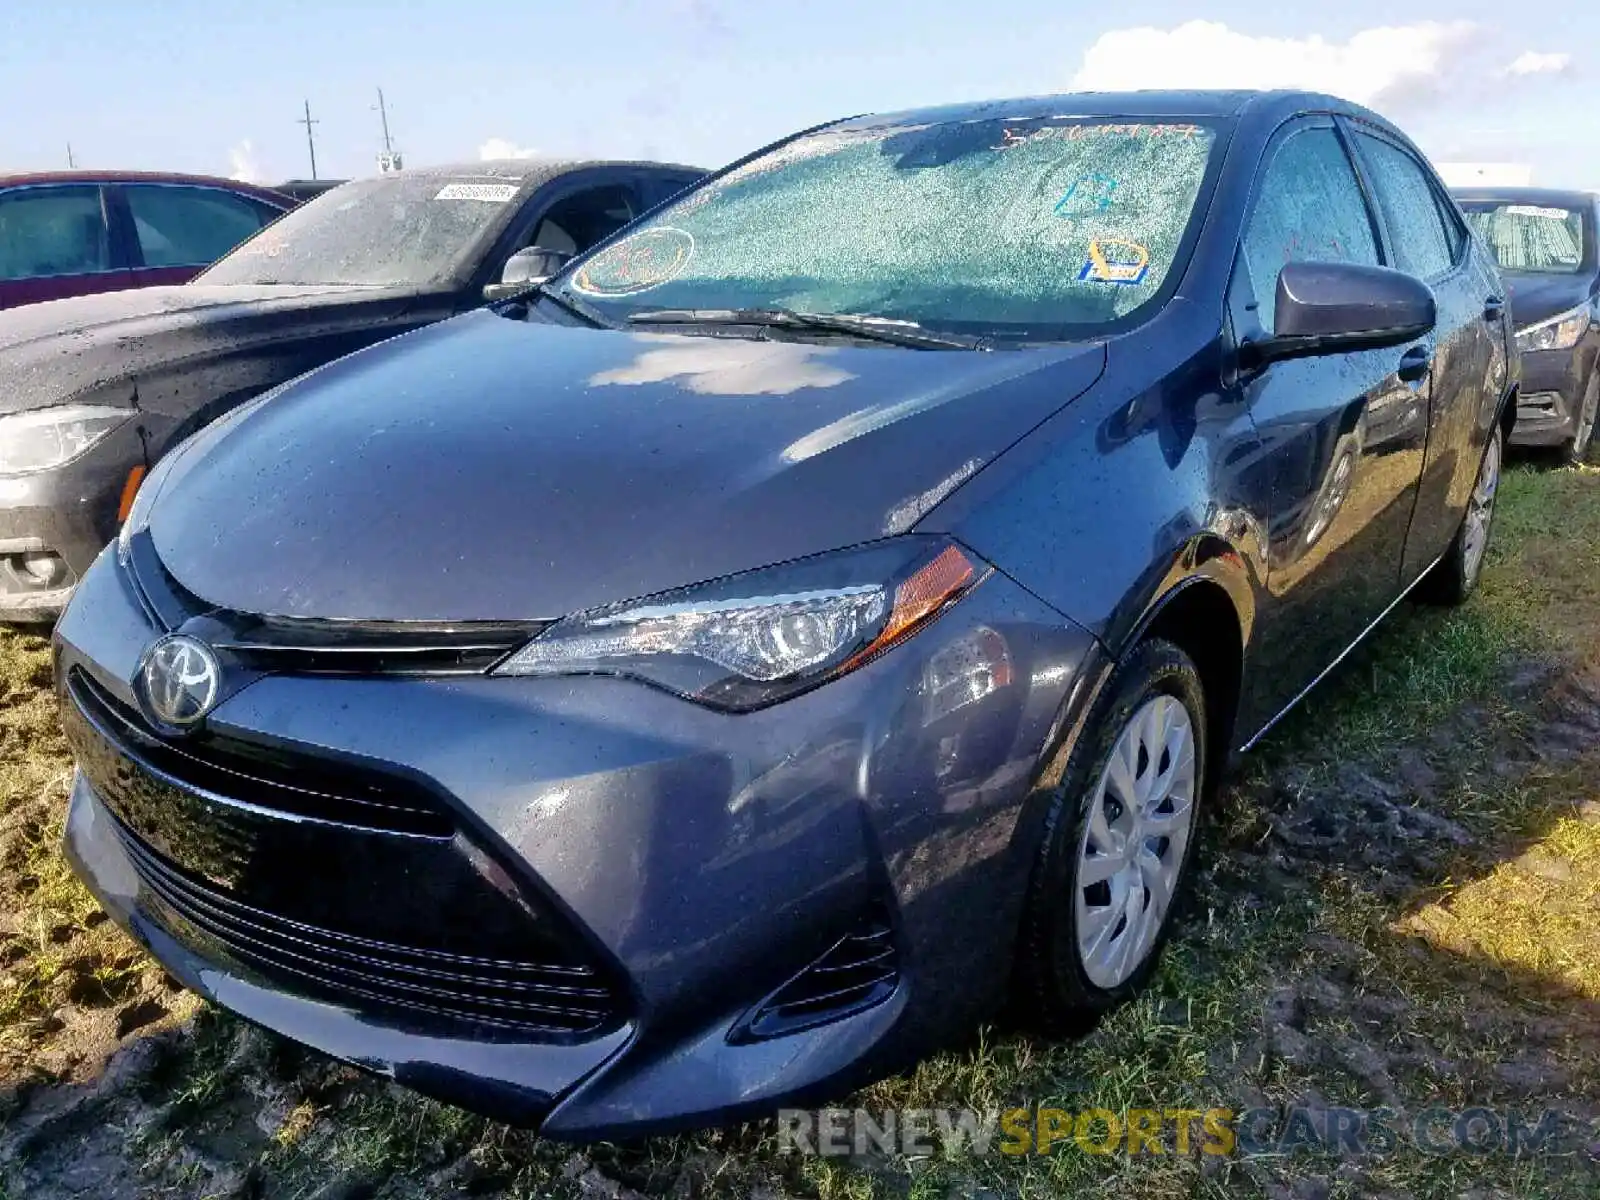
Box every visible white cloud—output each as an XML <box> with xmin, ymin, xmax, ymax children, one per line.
<box><xmin>227</xmin><ymin>140</ymin><xmax>262</xmax><ymax>183</ymax></box>
<box><xmin>1070</xmin><ymin>19</ymin><xmax>1480</xmax><ymax>108</ymax></box>
<box><xmin>1501</xmin><ymin>51</ymin><xmax>1571</xmax><ymax>77</ymax></box>
<box><xmin>478</xmin><ymin>137</ymin><xmax>540</xmax><ymax>161</ymax></box>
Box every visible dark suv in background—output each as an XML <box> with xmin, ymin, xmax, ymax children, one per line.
<box><xmin>0</xmin><ymin>171</ymin><xmax>293</xmax><ymax>309</ymax></box>
<box><xmin>1455</xmin><ymin>187</ymin><xmax>1599</xmax><ymax>461</ymax></box>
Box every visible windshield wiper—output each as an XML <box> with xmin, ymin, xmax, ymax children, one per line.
<box><xmin>627</xmin><ymin>307</ymin><xmax>985</xmax><ymax>350</ymax></box>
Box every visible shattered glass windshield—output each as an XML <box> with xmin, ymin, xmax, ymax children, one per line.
<box><xmin>196</xmin><ymin>175</ymin><xmax>525</xmax><ymax>287</ymax></box>
<box><xmin>1461</xmin><ymin>202</ymin><xmax>1586</xmax><ymax>275</ymax></box>
<box><xmin>556</xmin><ymin>118</ymin><xmax>1219</xmax><ymax>341</ymax></box>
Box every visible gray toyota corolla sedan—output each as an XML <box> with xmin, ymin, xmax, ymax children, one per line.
<box><xmin>55</xmin><ymin>90</ymin><xmax>1515</xmax><ymax>1139</ymax></box>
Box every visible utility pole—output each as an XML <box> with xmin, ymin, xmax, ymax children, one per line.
<box><xmin>297</xmin><ymin>99</ymin><xmax>320</xmax><ymax>179</ymax></box>
<box><xmin>373</xmin><ymin>88</ymin><xmax>402</xmax><ymax>173</ymax></box>
<box><xmin>376</xmin><ymin>88</ymin><xmax>393</xmax><ymax>155</ymax></box>
<box><xmin>66</xmin><ymin>142</ymin><xmax>76</xmax><ymax>169</ymax></box>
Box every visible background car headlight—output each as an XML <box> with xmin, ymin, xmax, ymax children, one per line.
<box><xmin>495</xmin><ymin>538</ymin><xmax>990</xmax><ymax>710</ymax></box>
<box><xmin>0</xmin><ymin>405</ymin><xmax>132</xmax><ymax>476</ymax></box>
<box><xmin>1515</xmin><ymin>304</ymin><xmax>1591</xmax><ymax>353</ymax></box>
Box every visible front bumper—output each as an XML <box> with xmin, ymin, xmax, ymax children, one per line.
<box><xmin>0</xmin><ymin>420</ymin><xmax>146</xmax><ymax>623</ymax></box>
<box><xmin>56</xmin><ymin>543</ymin><xmax>1100</xmax><ymax>1138</ymax></box>
<box><xmin>1509</xmin><ymin>345</ymin><xmax>1596</xmax><ymax>448</ymax></box>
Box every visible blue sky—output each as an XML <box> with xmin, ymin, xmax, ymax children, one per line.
<box><xmin>1</xmin><ymin>2</ymin><xmax>1593</xmax><ymax>187</ymax></box>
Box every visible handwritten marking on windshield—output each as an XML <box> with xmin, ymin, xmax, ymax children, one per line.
<box><xmin>573</xmin><ymin>227</ymin><xmax>695</xmax><ymax>296</ymax></box>
<box><xmin>1055</xmin><ymin>175</ymin><xmax>1120</xmax><ymax>216</ymax></box>
<box><xmin>995</xmin><ymin>123</ymin><xmax>1202</xmax><ymax>150</ymax></box>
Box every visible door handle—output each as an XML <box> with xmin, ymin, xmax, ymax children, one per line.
<box><xmin>1397</xmin><ymin>345</ymin><xmax>1431</xmax><ymax>383</ymax></box>
<box><xmin>1483</xmin><ymin>296</ymin><xmax>1504</xmax><ymax>323</ymax></box>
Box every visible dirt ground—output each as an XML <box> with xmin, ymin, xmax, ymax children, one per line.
<box><xmin>2</xmin><ymin>459</ymin><xmax>1598</xmax><ymax>1199</ymax></box>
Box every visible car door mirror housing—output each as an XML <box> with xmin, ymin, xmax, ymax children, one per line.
<box><xmin>482</xmin><ymin>247</ymin><xmax>573</xmax><ymax>301</ymax></box>
<box><xmin>1244</xmin><ymin>261</ymin><xmax>1437</xmax><ymax>367</ymax></box>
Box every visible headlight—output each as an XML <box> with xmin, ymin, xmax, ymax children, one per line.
<box><xmin>0</xmin><ymin>405</ymin><xmax>131</xmax><ymax>476</ymax></box>
<box><xmin>1515</xmin><ymin>304</ymin><xmax>1591</xmax><ymax>353</ymax></box>
<box><xmin>495</xmin><ymin>538</ymin><xmax>990</xmax><ymax>710</ymax></box>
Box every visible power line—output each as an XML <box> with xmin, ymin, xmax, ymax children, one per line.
<box><xmin>298</xmin><ymin>100</ymin><xmax>321</xmax><ymax>179</ymax></box>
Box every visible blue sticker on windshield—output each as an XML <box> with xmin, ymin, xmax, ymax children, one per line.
<box><xmin>1055</xmin><ymin>175</ymin><xmax>1118</xmax><ymax>216</ymax></box>
<box><xmin>1079</xmin><ymin>238</ymin><xmax>1150</xmax><ymax>286</ymax></box>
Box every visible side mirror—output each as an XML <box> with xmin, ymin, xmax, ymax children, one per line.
<box><xmin>1243</xmin><ymin>261</ymin><xmax>1436</xmax><ymax>367</ymax></box>
<box><xmin>482</xmin><ymin>247</ymin><xmax>572</xmax><ymax>302</ymax></box>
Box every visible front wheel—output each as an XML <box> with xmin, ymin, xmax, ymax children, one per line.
<box><xmin>1419</xmin><ymin>422</ymin><xmax>1502</xmax><ymax>606</ymax></box>
<box><xmin>1564</xmin><ymin>372</ymin><xmax>1598</xmax><ymax>465</ymax></box>
<box><xmin>1014</xmin><ymin>639</ymin><xmax>1207</xmax><ymax>1034</ymax></box>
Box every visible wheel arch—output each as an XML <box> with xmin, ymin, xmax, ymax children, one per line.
<box><xmin>1113</xmin><ymin>537</ymin><xmax>1255</xmax><ymax>786</ymax></box>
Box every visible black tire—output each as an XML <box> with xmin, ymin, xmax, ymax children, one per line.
<box><xmin>1014</xmin><ymin>638</ymin><xmax>1208</xmax><ymax>1036</ymax></box>
<box><xmin>1418</xmin><ymin>422</ymin><xmax>1503</xmax><ymax>607</ymax></box>
<box><xmin>1564</xmin><ymin>372</ymin><xmax>1598</xmax><ymax>465</ymax></box>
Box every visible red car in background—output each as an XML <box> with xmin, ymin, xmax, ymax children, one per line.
<box><xmin>0</xmin><ymin>171</ymin><xmax>293</xmax><ymax>309</ymax></box>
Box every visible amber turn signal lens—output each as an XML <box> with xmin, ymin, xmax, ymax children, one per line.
<box><xmin>116</xmin><ymin>465</ymin><xmax>148</xmax><ymax>523</ymax></box>
<box><xmin>849</xmin><ymin>544</ymin><xmax>984</xmax><ymax>668</ymax></box>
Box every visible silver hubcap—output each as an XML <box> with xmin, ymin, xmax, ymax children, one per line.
<box><xmin>1462</xmin><ymin>432</ymin><xmax>1501</xmax><ymax>585</ymax></box>
<box><xmin>1074</xmin><ymin>695</ymin><xmax>1197</xmax><ymax>990</ymax></box>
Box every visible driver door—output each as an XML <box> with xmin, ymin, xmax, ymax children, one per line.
<box><xmin>1232</xmin><ymin>119</ymin><xmax>1434</xmax><ymax>731</ymax></box>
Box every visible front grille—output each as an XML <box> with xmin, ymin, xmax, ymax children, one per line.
<box><xmin>121</xmin><ymin>532</ymin><xmax>545</xmax><ymax>675</ymax></box>
<box><xmin>68</xmin><ymin>667</ymin><xmax>454</xmax><ymax>838</ymax></box>
<box><xmin>1518</xmin><ymin>392</ymin><xmax>1561</xmax><ymax>416</ymax></box>
<box><xmin>111</xmin><ymin>812</ymin><xmax>621</xmax><ymax>1037</ymax></box>
<box><xmin>735</xmin><ymin>913</ymin><xmax>899</xmax><ymax>1042</ymax></box>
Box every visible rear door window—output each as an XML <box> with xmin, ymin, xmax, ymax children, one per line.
<box><xmin>126</xmin><ymin>185</ymin><xmax>272</xmax><ymax>268</ymax></box>
<box><xmin>1238</xmin><ymin>128</ymin><xmax>1381</xmax><ymax>331</ymax></box>
<box><xmin>0</xmin><ymin>185</ymin><xmax>112</xmax><ymax>280</ymax></box>
<box><xmin>1352</xmin><ymin>134</ymin><xmax>1455</xmax><ymax>280</ymax></box>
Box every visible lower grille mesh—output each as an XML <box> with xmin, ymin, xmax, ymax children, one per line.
<box><xmin>112</xmin><ymin>814</ymin><xmax>622</xmax><ymax>1038</ymax></box>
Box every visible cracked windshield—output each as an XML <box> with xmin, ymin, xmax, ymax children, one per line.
<box><xmin>564</xmin><ymin>119</ymin><xmax>1217</xmax><ymax>339</ymax></box>
<box><xmin>198</xmin><ymin>174</ymin><xmax>518</xmax><ymax>286</ymax></box>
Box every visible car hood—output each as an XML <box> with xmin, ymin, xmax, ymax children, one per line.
<box><xmin>0</xmin><ymin>283</ymin><xmax>425</xmax><ymax>415</ymax></box>
<box><xmin>148</xmin><ymin>310</ymin><xmax>1106</xmax><ymax>622</ymax></box>
<box><xmin>1500</xmin><ymin>271</ymin><xmax>1595</xmax><ymax>331</ymax></box>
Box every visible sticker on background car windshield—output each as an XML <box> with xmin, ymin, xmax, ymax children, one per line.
<box><xmin>434</xmin><ymin>183</ymin><xmax>519</xmax><ymax>202</ymax></box>
<box><xmin>572</xmin><ymin>227</ymin><xmax>695</xmax><ymax>296</ymax></box>
<box><xmin>1079</xmin><ymin>238</ymin><xmax>1151</xmax><ymax>285</ymax></box>
<box><xmin>1504</xmin><ymin>204</ymin><xmax>1572</xmax><ymax>220</ymax></box>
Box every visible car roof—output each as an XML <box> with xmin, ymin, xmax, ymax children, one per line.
<box><xmin>841</xmin><ymin>89</ymin><xmax>1390</xmax><ymax>128</ymax></box>
<box><xmin>0</xmin><ymin>169</ymin><xmax>293</xmax><ymax>205</ymax></box>
<box><xmin>369</xmin><ymin>157</ymin><xmax>706</xmax><ymax>195</ymax></box>
<box><xmin>1451</xmin><ymin>186</ymin><xmax>1597</xmax><ymax>208</ymax></box>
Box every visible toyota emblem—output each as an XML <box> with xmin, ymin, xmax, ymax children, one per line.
<box><xmin>138</xmin><ymin>635</ymin><xmax>222</xmax><ymax>728</ymax></box>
